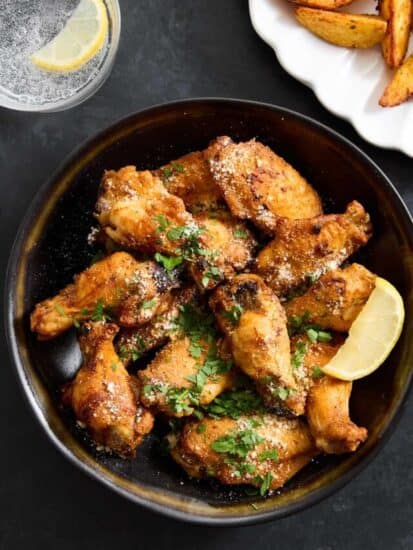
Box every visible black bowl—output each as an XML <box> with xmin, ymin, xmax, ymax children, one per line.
<box><xmin>5</xmin><ymin>99</ymin><xmax>413</xmax><ymax>525</ymax></box>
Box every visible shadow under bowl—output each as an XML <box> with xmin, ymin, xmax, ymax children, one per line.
<box><xmin>5</xmin><ymin>98</ymin><xmax>413</xmax><ymax>525</ymax></box>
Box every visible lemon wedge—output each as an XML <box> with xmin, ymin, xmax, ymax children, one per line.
<box><xmin>30</xmin><ymin>0</ymin><xmax>108</xmax><ymax>72</ymax></box>
<box><xmin>321</xmin><ymin>277</ymin><xmax>405</xmax><ymax>381</ymax></box>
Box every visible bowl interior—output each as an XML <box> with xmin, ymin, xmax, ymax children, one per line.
<box><xmin>8</xmin><ymin>99</ymin><xmax>413</xmax><ymax>524</ymax></box>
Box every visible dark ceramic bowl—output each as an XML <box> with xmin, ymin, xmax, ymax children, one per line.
<box><xmin>5</xmin><ymin>99</ymin><xmax>413</xmax><ymax>525</ymax></box>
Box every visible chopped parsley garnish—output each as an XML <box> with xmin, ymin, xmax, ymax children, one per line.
<box><xmin>288</xmin><ymin>311</ymin><xmax>332</xmax><ymax>343</ymax></box>
<box><xmin>160</xmin><ymin>162</ymin><xmax>185</xmax><ymax>181</ymax></box>
<box><xmin>154</xmin><ymin>252</ymin><xmax>184</xmax><ymax>271</ymax></box>
<box><xmin>312</xmin><ymin>366</ymin><xmax>325</xmax><ymax>379</ymax></box>
<box><xmin>161</xmin><ymin>166</ymin><xmax>174</xmax><ymax>180</ymax></box>
<box><xmin>233</xmin><ymin>227</ymin><xmax>248</xmax><ymax>239</ymax></box>
<box><xmin>154</xmin><ymin>214</ymin><xmax>170</xmax><ymax>234</ymax></box>
<box><xmin>91</xmin><ymin>299</ymin><xmax>112</xmax><ymax>322</ymax></box>
<box><xmin>118</xmin><ymin>336</ymin><xmax>147</xmax><ymax>362</ymax></box>
<box><xmin>222</xmin><ymin>304</ymin><xmax>244</xmax><ymax>326</ymax></box>
<box><xmin>110</xmin><ymin>363</ymin><xmax>118</xmax><ymax>372</ymax></box>
<box><xmin>211</xmin><ymin>428</ymin><xmax>264</xmax><ymax>459</ymax></box>
<box><xmin>197</xmin><ymin>423</ymin><xmax>206</xmax><ymax>434</ymax></box>
<box><xmin>171</xmin><ymin>162</ymin><xmax>185</xmax><ymax>173</ymax></box>
<box><xmin>258</xmin><ymin>449</ymin><xmax>279</xmax><ymax>462</ymax></box>
<box><xmin>201</xmin><ymin>266</ymin><xmax>221</xmax><ymax>288</ymax></box>
<box><xmin>141</xmin><ymin>298</ymin><xmax>157</xmax><ymax>310</ymax></box>
<box><xmin>259</xmin><ymin>472</ymin><xmax>273</xmax><ymax>496</ymax></box>
<box><xmin>205</xmin><ymin>388</ymin><xmax>264</xmax><ymax>419</ymax></box>
<box><xmin>291</xmin><ymin>341</ymin><xmax>308</xmax><ymax>369</ymax></box>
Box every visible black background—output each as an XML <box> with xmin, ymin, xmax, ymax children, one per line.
<box><xmin>1</xmin><ymin>1</ymin><xmax>413</xmax><ymax>549</ymax></box>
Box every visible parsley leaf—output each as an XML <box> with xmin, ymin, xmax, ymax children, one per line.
<box><xmin>312</xmin><ymin>366</ymin><xmax>325</xmax><ymax>379</ymax></box>
<box><xmin>223</xmin><ymin>304</ymin><xmax>244</xmax><ymax>325</ymax></box>
<box><xmin>259</xmin><ymin>472</ymin><xmax>273</xmax><ymax>496</ymax></box>
<box><xmin>258</xmin><ymin>449</ymin><xmax>279</xmax><ymax>462</ymax></box>
<box><xmin>141</xmin><ymin>298</ymin><xmax>157</xmax><ymax>310</ymax></box>
<box><xmin>291</xmin><ymin>341</ymin><xmax>308</xmax><ymax>369</ymax></box>
<box><xmin>154</xmin><ymin>252</ymin><xmax>184</xmax><ymax>271</ymax></box>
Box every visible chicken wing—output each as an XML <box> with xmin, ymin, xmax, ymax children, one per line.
<box><xmin>206</xmin><ymin>136</ymin><xmax>323</xmax><ymax>234</ymax></box>
<box><xmin>285</xmin><ymin>263</ymin><xmax>376</xmax><ymax>332</ymax></box>
<box><xmin>95</xmin><ymin>166</ymin><xmax>193</xmax><ymax>255</ymax></box>
<box><xmin>31</xmin><ymin>252</ymin><xmax>174</xmax><ymax>340</ymax></box>
<box><xmin>291</xmin><ymin>335</ymin><xmax>368</xmax><ymax>454</ymax></box>
<box><xmin>169</xmin><ymin>414</ymin><xmax>317</xmax><ymax>492</ymax></box>
<box><xmin>138</xmin><ymin>337</ymin><xmax>234</xmax><ymax>417</ymax></box>
<box><xmin>154</xmin><ymin>150</ymin><xmax>224</xmax><ymax>213</ymax></box>
<box><xmin>116</xmin><ymin>285</ymin><xmax>198</xmax><ymax>365</ymax></box>
<box><xmin>62</xmin><ymin>322</ymin><xmax>154</xmax><ymax>457</ymax></box>
<box><xmin>209</xmin><ymin>274</ymin><xmax>305</xmax><ymax>415</ymax></box>
<box><xmin>256</xmin><ymin>201</ymin><xmax>373</xmax><ymax>297</ymax></box>
<box><xmin>188</xmin><ymin>211</ymin><xmax>256</xmax><ymax>291</ymax></box>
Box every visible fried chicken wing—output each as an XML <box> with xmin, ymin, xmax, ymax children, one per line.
<box><xmin>31</xmin><ymin>252</ymin><xmax>173</xmax><ymax>340</ymax></box>
<box><xmin>206</xmin><ymin>136</ymin><xmax>323</xmax><ymax>234</ymax></box>
<box><xmin>256</xmin><ymin>201</ymin><xmax>373</xmax><ymax>297</ymax></box>
<box><xmin>169</xmin><ymin>414</ymin><xmax>317</xmax><ymax>491</ymax></box>
<box><xmin>285</xmin><ymin>263</ymin><xmax>376</xmax><ymax>332</ymax></box>
<box><xmin>209</xmin><ymin>274</ymin><xmax>305</xmax><ymax>415</ymax></box>
<box><xmin>116</xmin><ymin>285</ymin><xmax>198</xmax><ymax>364</ymax></box>
<box><xmin>95</xmin><ymin>166</ymin><xmax>193</xmax><ymax>254</ymax></box>
<box><xmin>154</xmin><ymin>150</ymin><xmax>224</xmax><ymax>212</ymax></box>
<box><xmin>291</xmin><ymin>335</ymin><xmax>368</xmax><ymax>454</ymax></box>
<box><xmin>138</xmin><ymin>337</ymin><xmax>234</xmax><ymax>417</ymax></box>
<box><xmin>62</xmin><ymin>322</ymin><xmax>154</xmax><ymax>457</ymax></box>
<box><xmin>189</xmin><ymin>211</ymin><xmax>256</xmax><ymax>291</ymax></box>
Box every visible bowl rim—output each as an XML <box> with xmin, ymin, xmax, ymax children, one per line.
<box><xmin>5</xmin><ymin>97</ymin><xmax>413</xmax><ymax>526</ymax></box>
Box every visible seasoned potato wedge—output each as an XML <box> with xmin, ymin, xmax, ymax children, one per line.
<box><xmin>295</xmin><ymin>8</ymin><xmax>387</xmax><ymax>48</ymax></box>
<box><xmin>289</xmin><ymin>0</ymin><xmax>354</xmax><ymax>8</ymax></box>
<box><xmin>380</xmin><ymin>0</ymin><xmax>411</xmax><ymax>68</ymax></box>
<box><xmin>380</xmin><ymin>54</ymin><xmax>413</xmax><ymax>106</ymax></box>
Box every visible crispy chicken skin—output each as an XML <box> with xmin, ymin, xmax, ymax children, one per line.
<box><xmin>209</xmin><ymin>274</ymin><xmax>305</xmax><ymax>415</ymax></box>
<box><xmin>206</xmin><ymin>136</ymin><xmax>323</xmax><ymax>234</ymax></box>
<box><xmin>256</xmin><ymin>201</ymin><xmax>373</xmax><ymax>297</ymax></box>
<box><xmin>95</xmin><ymin>166</ymin><xmax>193</xmax><ymax>254</ymax></box>
<box><xmin>169</xmin><ymin>415</ymin><xmax>317</xmax><ymax>491</ymax></box>
<box><xmin>116</xmin><ymin>285</ymin><xmax>198</xmax><ymax>364</ymax></box>
<box><xmin>31</xmin><ymin>252</ymin><xmax>170</xmax><ymax>340</ymax></box>
<box><xmin>189</xmin><ymin>211</ymin><xmax>257</xmax><ymax>291</ymax></box>
<box><xmin>62</xmin><ymin>322</ymin><xmax>154</xmax><ymax>458</ymax></box>
<box><xmin>291</xmin><ymin>335</ymin><xmax>368</xmax><ymax>454</ymax></box>
<box><xmin>285</xmin><ymin>263</ymin><xmax>376</xmax><ymax>332</ymax></box>
<box><xmin>154</xmin><ymin>150</ymin><xmax>224</xmax><ymax>213</ymax></box>
<box><xmin>138</xmin><ymin>337</ymin><xmax>234</xmax><ymax>417</ymax></box>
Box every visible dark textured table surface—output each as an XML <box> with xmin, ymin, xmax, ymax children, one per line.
<box><xmin>1</xmin><ymin>1</ymin><xmax>413</xmax><ymax>549</ymax></box>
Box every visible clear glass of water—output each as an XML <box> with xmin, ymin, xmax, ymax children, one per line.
<box><xmin>0</xmin><ymin>0</ymin><xmax>121</xmax><ymax>112</ymax></box>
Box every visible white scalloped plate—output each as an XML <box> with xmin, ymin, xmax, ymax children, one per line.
<box><xmin>249</xmin><ymin>0</ymin><xmax>413</xmax><ymax>157</ymax></box>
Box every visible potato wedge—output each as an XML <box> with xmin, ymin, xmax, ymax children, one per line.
<box><xmin>295</xmin><ymin>8</ymin><xmax>387</xmax><ymax>48</ymax></box>
<box><xmin>380</xmin><ymin>54</ymin><xmax>413</xmax><ymax>106</ymax></box>
<box><xmin>380</xmin><ymin>0</ymin><xmax>411</xmax><ymax>68</ymax></box>
<box><xmin>288</xmin><ymin>0</ymin><xmax>354</xmax><ymax>9</ymax></box>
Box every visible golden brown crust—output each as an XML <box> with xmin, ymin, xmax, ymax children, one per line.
<box><xmin>154</xmin><ymin>150</ymin><xmax>224</xmax><ymax>212</ymax></box>
<box><xmin>188</xmin><ymin>211</ymin><xmax>257</xmax><ymax>291</ymax></box>
<box><xmin>95</xmin><ymin>166</ymin><xmax>193</xmax><ymax>254</ymax></box>
<box><xmin>62</xmin><ymin>322</ymin><xmax>154</xmax><ymax>458</ymax></box>
<box><xmin>138</xmin><ymin>337</ymin><xmax>234</xmax><ymax>417</ymax></box>
<box><xmin>256</xmin><ymin>201</ymin><xmax>372</xmax><ymax>297</ymax></box>
<box><xmin>285</xmin><ymin>263</ymin><xmax>376</xmax><ymax>332</ymax></box>
<box><xmin>206</xmin><ymin>136</ymin><xmax>323</xmax><ymax>234</ymax></box>
<box><xmin>116</xmin><ymin>285</ymin><xmax>198</xmax><ymax>365</ymax></box>
<box><xmin>30</xmin><ymin>253</ymin><xmax>168</xmax><ymax>340</ymax></box>
<box><xmin>291</xmin><ymin>335</ymin><xmax>368</xmax><ymax>454</ymax></box>
<box><xmin>170</xmin><ymin>415</ymin><xmax>318</xmax><ymax>491</ymax></box>
<box><xmin>210</xmin><ymin>274</ymin><xmax>305</xmax><ymax>415</ymax></box>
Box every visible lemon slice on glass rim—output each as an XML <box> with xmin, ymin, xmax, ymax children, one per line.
<box><xmin>30</xmin><ymin>0</ymin><xmax>109</xmax><ymax>73</ymax></box>
<box><xmin>321</xmin><ymin>277</ymin><xmax>405</xmax><ymax>381</ymax></box>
